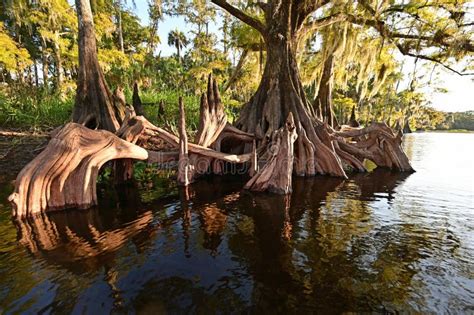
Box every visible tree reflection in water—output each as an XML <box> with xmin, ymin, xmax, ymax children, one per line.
<box><xmin>11</xmin><ymin>170</ymin><xmax>459</xmax><ymax>313</ymax></box>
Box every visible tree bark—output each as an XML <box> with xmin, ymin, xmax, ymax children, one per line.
<box><xmin>348</xmin><ymin>105</ymin><xmax>360</xmax><ymax>127</ymax></box>
<box><xmin>234</xmin><ymin>13</ymin><xmax>346</xmax><ymax>178</ymax></box>
<box><xmin>132</xmin><ymin>81</ymin><xmax>145</xmax><ymax>116</ymax></box>
<box><xmin>177</xmin><ymin>97</ymin><xmax>191</xmax><ymax>186</ymax></box>
<box><xmin>53</xmin><ymin>40</ymin><xmax>63</xmax><ymax>90</ymax></box>
<box><xmin>33</xmin><ymin>60</ymin><xmax>39</xmax><ymax>87</ymax></box>
<box><xmin>41</xmin><ymin>39</ymin><xmax>49</xmax><ymax>87</ymax></box>
<box><xmin>8</xmin><ymin>123</ymin><xmax>148</xmax><ymax>218</ymax></box>
<box><xmin>314</xmin><ymin>53</ymin><xmax>338</xmax><ymax>128</ymax></box>
<box><xmin>224</xmin><ymin>48</ymin><xmax>248</xmax><ymax>92</ymax></box>
<box><xmin>73</xmin><ymin>0</ymin><xmax>125</xmax><ymax>132</ymax></box>
<box><xmin>244</xmin><ymin>113</ymin><xmax>298</xmax><ymax>194</ymax></box>
<box><xmin>116</xmin><ymin>3</ymin><xmax>124</xmax><ymax>53</ymax></box>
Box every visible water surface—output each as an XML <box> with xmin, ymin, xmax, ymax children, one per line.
<box><xmin>0</xmin><ymin>132</ymin><xmax>473</xmax><ymax>313</ymax></box>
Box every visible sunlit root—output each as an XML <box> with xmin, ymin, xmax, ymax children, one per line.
<box><xmin>245</xmin><ymin>113</ymin><xmax>298</xmax><ymax>194</ymax></box>
<box><xmin>117</xmin><ymin>74</ymin><xmax>255</xmax><ymax>184</ymax></box>
<box><xmin>334</xmin><ymin>122</ymin><xmax>413</xmax><ymax>172</ymax></box>
<box><xmin>118</xmin><ymin>115</ymin><xmax>253</xmax><ymax>164</ymax></box>
<box><xmin>190</xmin><ymin>74</ymin><xmax>255</xmax><ymax>178</ymax></box>
<box><xmin>178</xmin><ymin>97</ymin><xmax>192</xmax><ymax>186</ymax></box>
<box><xmin>8</xmin><ymin>123</ymin><xmax>149</xmax><ymax>218</ymax></box>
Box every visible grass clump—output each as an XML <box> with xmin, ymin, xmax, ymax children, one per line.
<box><xmin>0</xmin><ymin>86</ymin><xmax>73</xmax><ymax>130</ymax></box>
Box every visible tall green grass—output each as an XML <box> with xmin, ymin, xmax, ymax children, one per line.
<box><xmin>0</xmin><ymin>85</ymin><xmax>242</xmax><ymax>131</ymax></box>
<box><xmin>126</xmin><ymin>88</ymin><xmax>242</xmax><ymax>131</ymax></box>
<box><xmin>0</xmin><ymin>87</ymin><xmax>73</xmax><ymax>130</ymax></box>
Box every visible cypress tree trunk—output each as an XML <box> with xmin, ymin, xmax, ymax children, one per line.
<box><xmin>314</xmin><ymin>53</ymin><xmax>338</xmax><ymax>128</ymax></box>
<box><xmin>234</xmin><ymin>5</ymin><xmax>346</xmax><ymax>177</ymax></box>
<box><xmin>41</xmin><ymin>39</ymin><xmax>49</xmax><ymax>87</ymax></box>
<box><xmin>73</xmin><ymin>0</ymin><xmax>125</xmax><ymax>132</ymax></box>
<box><xmin>34</xmin><ymin>60</ymin><xmax>39</xmax><ymax>87</ymax></box>
<box><xmin>116</xmin><ymin>6</ymin><xmax>124</xmax><ymax>53</ymax></box>
<box><xmin>212</xmin><ymin>0</ymin><xmax>413</xmax><ymax>183</ymax></box>
<box><xmin>53</xmin><ymin>40</ymin><xmax>63</xmax><ymax>90</ymax></box>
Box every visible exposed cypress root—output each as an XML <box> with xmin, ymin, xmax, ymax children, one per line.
<box><xmin>178</xmin><ymin>97</ymin><xmax>191</xmax><ymax>186</ymax></box>
<box><xmin>8</xmin><ymin>123</ymin><xmax>149</xmax><ymax>218</ymax></box>
<box><xmin>244</xmin><ymin>113</ymin><xmax>298</xmax><ymax>194</ymax></box>
<box><xmin>118</xmin><ymin>115</ymin><xmax>253</xmax><ymax>164</ymax></box>
<box><xmin>9</xmin><ymin>73</ymin><xmax>413</xmax><ymax>218</ymax></box>
<box><xmin>188</xmin><ymin>74</ymin><xmax>255</xmax><ymax>179</ymax></box>
<box><xmin>334</xmin><ymin>122</ymin><xmax>414</xmax><ymax>172</ymax></box>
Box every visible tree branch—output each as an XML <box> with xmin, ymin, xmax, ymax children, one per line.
<box><xmin>346</xmin><ymin>14</ymin><xmax>474</xmax><ymax>51</ymax></box>
<box><xmin>295</xmin><ymin>0</ymin><xmax>332</xmax><ymax>30</ymax></box>
<box><xmin>211</xmin><ymin>0</ymin><xmax>266</xmax><ymax>35</ymax></box>
<box><xmin>344</xmin><ymin>13</ymin><xmax>474</xmax><ymax>75</ymax></box>
<box><xmin>297</xmin><ymin>13</ymin><xmax>346</xmax><ymax>40</ymax></box>
<box><xmin>394</xmin><ymin>43</ymin><xmax>474</xmax><ymax>76</ymax></box>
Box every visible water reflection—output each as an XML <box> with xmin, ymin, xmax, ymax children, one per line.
<box><xmin>15</xmin><ymin>206</ymin><xmax>155</xmax><ymax>271</ymax></box>
<box><xmin>2</xmin><ymin>134</ymin><xmax>473</xmax><ymax>313</ymax></box>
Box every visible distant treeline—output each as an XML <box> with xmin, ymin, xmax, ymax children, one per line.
<box><xmin>435</xmin><ymin>111</ymin><xmax>474</xmax><ymax>131</ymax></box>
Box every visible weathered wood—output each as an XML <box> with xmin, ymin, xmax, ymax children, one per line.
<box><xmin>8</xmin><ymin>123</ymin><xmax>148</xmax><ymax>218</ymax></box>
<box><xmin>245</xmin><ymin>113</ymin><xmax>298</xmax><ymax>194</ymax></box>
<box><xmin>334</xmin><ymin>122</ymin><xmax>413</xmax><ymax>172</ymax></box>
<box><xmin>177</xmin><ymin>97</ymin><xmax>191</xmax><ymax>186</ymax></box>
<box><xmin>132</xmin><ymin>81</ymin><xmax>145</xmax><ymax>116</ymax></box>
<box><xmin>119</xmin><ymin>115</ymin><xmax>253</xmax><ymax>163</ymax></box>
<box><xmin>195</xmin><ymin>74</ymin><xmax>228</xmax><ymax>147</ymax></box>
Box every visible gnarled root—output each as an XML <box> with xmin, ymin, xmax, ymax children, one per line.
<box><xmin>245</xmin><ymin>113</ymin><xmax>298</xmax><ymax>194</ymax></box>
<box><xmin>334</xmin><ymin>122</ymin><xmax>413</xmax><ymax>172</ymax></box>
<box><xmin>178</xmin><ymin>97</ymin><xmax>192</xmax><ymax>186</ymax></box>
<box><xmin>8</xmin><ymin>123</ymin><xmax>149</xmax><ymax>218</ymax></box>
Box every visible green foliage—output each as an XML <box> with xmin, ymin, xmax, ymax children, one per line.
<box><xmin>0</xmin><ymin>85</ymin><xmax>73</xmax><ymax>129</ymax></box>
<box><xmin>135</xmin><ymin>88</ymin><xmax>201</xmax><ymax>131</ymax></box>
<box><xmin>0</xmin><ymin>22</ymin><xmax>32</xmax><ymax>72</ymax></box>
<box><xmin>444</xmin><ymin>111</ymin><xmax>474</xmax><ymax>131</ymax></box>
<box><xmin>0</xmin><ymin>0</ymin><xmax>471</xmax><ymax>134</ymax></box>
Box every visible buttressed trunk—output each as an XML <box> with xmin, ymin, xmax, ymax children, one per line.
<box><xmin>235</xmin><ymin>3</ymin><xmax>346</xmax><ymax>177</ymax></box>
<box><xmin>73</xmin><ymin>0</ymin><xmax>125</xmax><ymax>132</ymax></box>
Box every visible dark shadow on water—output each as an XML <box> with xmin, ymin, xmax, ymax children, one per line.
<box><xmin>11</xmin><ymin>170</ymin><xmax>451</xmax><ymax>313</ymax></box>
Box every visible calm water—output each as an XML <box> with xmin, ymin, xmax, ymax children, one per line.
<box><xmin>0</xmin><ymin>132</ymin><xmax>473</xmax><ymax>313</ymax></box>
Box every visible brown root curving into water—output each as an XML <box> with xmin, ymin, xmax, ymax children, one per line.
<box><xmin>9</xmin><ymin>75</ymin><xmax>413</xmax><ymax>218</ymax></box>
<box><xmin>8</xmin><ymin>123</ymin><xmax>149</xmax><ymax>218</ymax></box>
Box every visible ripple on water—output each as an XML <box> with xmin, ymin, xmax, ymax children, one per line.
<box><xmin>0</xmin><ymin>133</ymin><xmax>473</xmax><ymax>313</ymax></box>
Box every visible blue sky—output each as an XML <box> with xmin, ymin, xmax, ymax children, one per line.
<box><xmin>130</xmin><ymin>0</ymin><xmax>473</xmax><ymax>112</ymax></box>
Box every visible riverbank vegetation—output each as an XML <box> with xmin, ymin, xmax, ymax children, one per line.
<box><xmin>1</xmin><ymin>0</ymin><xmax>472</xmax><ymax>132</ymax></box>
